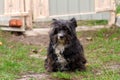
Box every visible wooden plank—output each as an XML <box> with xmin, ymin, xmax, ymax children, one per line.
<box><xmin>32</xmin><ymin>0</ymin><xmax>38</xmax><ymax>20</ymax></box>
<box><xmin>4</xmin><ymin>0</ymin><xmax>9</xmax><ymax>14</ymax></box>
<box><xmin>5</xmin><ymin>0</ymin><xmax>14</xmax><ymax>13</ymax></box>
<box><xmin>25</xmin><ymin>0</ymin><xmax>33</xmax><ymax>29</ymax></box>
<box><xmin>95</xmin><ymin>0</ymin><xmax>115</xmax><ymax>12</ymax></box>
<box><xmin>4</xmin><ymin>0</ymin><xmax>32</xmax><ymax>30</ymax></box>
<box><xmin>33</xmin><ymin>0</ymin><xmax>49</xmax><ymax>20</ymax></box>
<box><xmin>0</xmin><ymin>27</ymin><xmax>25</xmax><ymax>32</ymax></box>
<box><xmin>108</xmin><ymin>11</ymin><xmax>116</xmax><ymax>25</ymax></box>
<box><xmin>25</xmin><ymin>0</ymin><xmax>31</xmax><ymax>12</ymax></box>
<box><xmin>4</xmin><ymin>12</ymin><xmax>29</xmax><ymax>17</ymax></box>
<box><xmin>42</xmin><ymin>0</ymin><xmax>49</xmax><ymax>16</ymax></box>
<box><xmin>0</xmin><ymin>24</ymin><xmax>9</xmax><ymax>26</ymax></box>
<box><xmin>108</xmin><ymin>0</ymin><xmax>116</xmax><ymax>25</ymax></box>
<box><xmin>4</xmin><ymin>0</ymin><xmax>27</xmax><ymax>15</ymax></box>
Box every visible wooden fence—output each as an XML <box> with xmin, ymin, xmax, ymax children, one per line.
<box><xmin>0</xmin><ymin>0</ymin><xmax>116</xmax><ymax>31</ymax></box>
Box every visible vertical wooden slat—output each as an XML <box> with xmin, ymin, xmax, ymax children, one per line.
<box><xmin>42</xmin><ymin>0</ymin><xmax>49</xmax><ymax>16</ymax></box>
<box><xmin>20</xmin><ymin>0</ymin><xmax>24</xmax><ymax>12</ymax></box>
<box><xmin>25</xmin><ymin>0</ymin><xmax>33</xmax><ymax>29</ymax></box>
<box><xmin>108</xmin><ymin>0</ymin><xmax>116</xmax><ymax>25</ymax></box>
<box><xmin>25</xmin><ymin>0</ymin><xmax>31</xmax><ymax>12</ymax></box>
<box><xmin>5</xmin><ymin>0</ymin><xmax>25</xmax><ymax>14</ymax></box>
<box><xmin>95</xmin><ymin>0</ymin><xmax>114</xmax><ymax>12</ymax></box>
<box><xmin>32</xmin><ymin>0</ymin><xmax>49</xmax><ymax>20</ymax></box>
<box><xmin>33</xmin><ymin>0</ymin><xmax>41</xmax><ymax>20</ymax></box>
<box><xmin>4</xmin><ymin>0</ymin><xmax>10</xmax><ymax>14</ymax></box>
<box><xmin>4</xmin><ymin>0</ymin><xmax>33</xmax><ymax>30</ymax></box>
<box><xmin>3</xmin><ymin>0</ymin><xmax>113</xmax><ymax>25</ymax></box>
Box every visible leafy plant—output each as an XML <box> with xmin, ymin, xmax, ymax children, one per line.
<box><xmin>116</xmin><ymin>5</ymin><xmax>120</xmax><ymax>14</ymax></box>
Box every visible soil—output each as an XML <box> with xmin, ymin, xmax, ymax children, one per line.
<box><xmin>9</xmin><ymin>32</ymin><xmax>90</xmax><ymax>48</ymax></box>
<box><xmin>10</xmin><ymin>33</ymin><xmax>49</xmax><ymax>47</ymax></box>
<box><xmin>17</xmin><ymin>73</ymin><xmax>52</xmax><ymax>80</ymax></box>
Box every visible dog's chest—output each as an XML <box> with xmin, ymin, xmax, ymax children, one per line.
<box><xmin>54</xmin><ymin>44</ymin><xmax>67</xmax><ymax>65</ymax></box>
<box><xmin>55</xmin><ymin>44</ymin><xmax>64</xmax><ymax>54</ymax></box>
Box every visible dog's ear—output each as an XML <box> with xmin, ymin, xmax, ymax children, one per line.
<box><xmin>52</xmin><ymin>18</ymin><xmax>59</xmax><ymax>26</ymax></box>
<box><xmin>52</xmin><ymin>18</ymin><xmax>58</xmax><ymax>23</ymax></box>
<box><xmin>70</xmin><ymin>18</ymin><xmax>77</xmax><ymax>27</ymax></box>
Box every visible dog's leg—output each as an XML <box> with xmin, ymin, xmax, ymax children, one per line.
<box><xmin>67</xmin><ymin>53</ymin><xmax>86</xmax><ymax>71</ymax></box>
<box><xmin>45</xmin><ymin>54</ymin><xmax>60</xmax><ymax>72</ymax></box>
<box><xmin>45</xmin><ymin>57</ymin><xmax>53</xmax><ymax>72</ymax></box>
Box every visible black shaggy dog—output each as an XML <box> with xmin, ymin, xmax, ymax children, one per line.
<box><xmin>45</xmin><ymin>18</ymin><xmax>87</xmax><ymax>72</ymax></box>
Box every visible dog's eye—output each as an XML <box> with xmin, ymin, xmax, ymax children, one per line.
<box><xmin>54</xmin><ymin>29</ymin><xmax>58</xmax><ymax>34</ymax></box>
<box><xmin>67</xmin><ymin>30</ymin><xmax>71</xmax><ymax>35</ymax></box>
<box><xmin>63</xmin><ymin>27</ymin><xmax>68</xmax><ymax>31</ymax></box>
<box><xmin>64</xmin><ymin>28</ymin><xmax>70</xmax><ymax>32</ymax></box>
<box><xmin>65</xmin><ymin>28</ymin><xmax>71</xmax><ymax>35</ymax></box>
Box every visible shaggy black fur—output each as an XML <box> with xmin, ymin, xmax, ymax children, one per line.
<box><xmin>45</xmin><ymin>18</ymin><xmax>87</xmax><ymax>72</ymax></box>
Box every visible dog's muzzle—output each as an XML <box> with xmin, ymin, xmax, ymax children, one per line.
<box><xmin>58</xmin><ymin>31</ymin><xmax>65</xmax><ymax>39</ymax></box>
<box><xmin>57</xmin><ymin>31</ymin><xmax>66</xmax><ymax>43</ymax></box>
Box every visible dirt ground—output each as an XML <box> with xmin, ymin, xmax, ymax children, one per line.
<box><xmin>9</xmin><ymin>25</ymin><xmax>107</xmax><ymax>47</ymax></box>
<box><xmin>9</xmin><ymin>32</ymin><xmax>89</xmax><ymax>47</ymax></box>
<box><xmin>10</xmin><ymin>33</ymin><xmax>49</xmax><ymax>47</ymax></box>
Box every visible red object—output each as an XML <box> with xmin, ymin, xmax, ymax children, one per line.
<box><xmin>9</xmin><ymin>19</ymin><xmax>23</xmax><ymax>28</ymax></box>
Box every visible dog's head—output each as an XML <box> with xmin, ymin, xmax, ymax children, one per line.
<box><xmin>49</xmin><ymin>18</ymin><xmax>77</xmax><ymax>45</ymax></box>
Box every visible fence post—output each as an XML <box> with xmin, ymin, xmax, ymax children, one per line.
<box><xmin>108</xmin><ymin>0</ymin><xmax>116</xmax><ymax>26</ymax></box>
<box><xmin>108</xmin><ymin>11</ymin><xmax>116</xmax><ymax>25</ymax></box>
<box><xmin>25</xmin><ymin>0</ymin><xmax>33</xmax><ymax>30</ymax></box>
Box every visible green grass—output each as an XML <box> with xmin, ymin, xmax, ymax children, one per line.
<box><xmin>77</xmin><ymin>20</ymin><xmax>108</xmax><ymax>26</ymax></box>
<box><xmin>52</xmin><ymin>72</ymin><xmax>72</xmax><ymax>79</ymax></box>
<box><xmin>0</xmin><ymin>27</ymin><xmax>120</xmax><ymax>80</ymax></box>
<box><xmin>0</xmin><ymin>31</ymin><xmax>46</xmax><ymax>79</ymax></box>
<box><xmin>33</xmin><ymin>20</ymin><xmax>108</xmax><ymax>28</ymax></box>
<box><xmin>116</xmin><ymin>5</ymin><xmax>120</xmax><ymax>14</ymax></box>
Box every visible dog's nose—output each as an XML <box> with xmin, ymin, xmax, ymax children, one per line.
<box><xmin>60</xmin><ymin>35</ymin><xmax>64</xmax><ymax>39</ymax></box>
<box><xmin>58</xmin><ymin>33</ymin><xmax>64</xmax><ymax>39</ymax></box>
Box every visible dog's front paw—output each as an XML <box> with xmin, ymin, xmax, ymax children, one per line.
<box><xmin>46</xmin><ymin>67</ymin><xmax>53</xmax><ymax>72</ymax></box>
<box><xmin>78</xmin><ymin>64</ymin><xmax>86</xmax><ymax>71</ymax></box>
